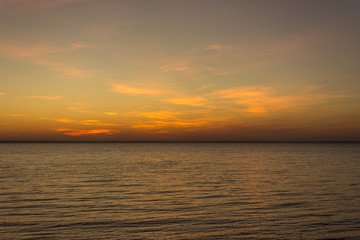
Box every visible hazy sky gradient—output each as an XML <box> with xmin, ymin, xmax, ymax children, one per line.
<box><xmin>1</xmin><ymin>0</ymin><xmax>359</xmax><ymax>141</ymax></box>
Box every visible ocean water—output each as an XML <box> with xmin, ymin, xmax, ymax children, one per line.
<box><xmin>0</xmin><ymin>143</ymin><xmax>359</xmax><ymax>240</ymax></box>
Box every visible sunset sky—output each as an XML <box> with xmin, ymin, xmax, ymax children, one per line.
<box><xmin>1</xmin><ymin>0</ymin><xmax>359</xmax><ymax>141</ymax></box>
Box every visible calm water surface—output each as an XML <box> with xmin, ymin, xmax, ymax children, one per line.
<box><xmin>0</xmin><ymin>143</ymin><xmax>359</xmax><ymax>239</ymax></box>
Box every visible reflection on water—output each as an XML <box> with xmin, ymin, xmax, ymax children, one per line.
<box><xmin>0</xmin><ymin>143</ymin><xmax>359</xmax><ymax>239</ymax></box>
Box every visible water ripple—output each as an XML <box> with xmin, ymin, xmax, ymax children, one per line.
<box><xmin>0</xmin><ymin>142</ymin><xmax>359</xmax><ymax>239</ymax></box>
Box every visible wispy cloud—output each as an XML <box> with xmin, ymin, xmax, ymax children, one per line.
<box><xmin>0</xmin><ymin>42</ymin><xmax>97</xmax><ymax>78</ymax></box>
<box><xmin>128</xmin><ymin>110</ymin><xmax>179</xmax><ymax>120</ymax></box>
<box><xmin>215</xmin><ymin>86</ymin><xmax>347</xmax><ymax>113</ymax></box>
<box><xmin>158</xmin><ymin>47</ymin><xmax>200</xmax><ymax>73</ymax></box>
<box><xmin>126</xmin><ymin>108</ymin><xmax>236</xmax><ymax>131</ymax></box>
<box><xmin>67</xmin><ymin>107</ymin><xmax>94</xmax><ymax>114</ymax></box>
<box><xmin>245</xmin><ymin>107</ymin><xmax>267</xmax><ymax>114</ymax></box>
<box><xmin>0</xmin><ymin>42</ymin><xmax>91</xmax><ymax>59</ymax></box>
<box><xmin>5</xmin><ymin>114</ymin><xmax>25</xmax><ymax>117</ymax></box>
<box><xmin>53</xmin><ymin>118</ymin><xmax>121</xmax><ymax>127</ymax></box>
<box><xmin>55</xmin><ymin>128</ymin><xmax>119</xmax><ymax>136</ymax></box>
<box><xmin>205</xmin><ymin>35</ymin><xmax>305</xmax><ymax>58</ymax></box>
<box><xmin>67</xmin><ymin>103</ymin><xmax>98</xmax><ymax>114</ymax></box>
<box><xmin>132</xmin><ymin>120</ymin><xmax>208</xmax><ymax>130</ymax></box>
<box><xmin>158</xmin><ymin>35</ymin><xmax>307</xmax><ymax>76</ymax></box>
<box><xmin>203</xmin><ymin>37</ymin><xmax>306</xmax><ymax>75</ymax></box>
<box><xmin>17</xmin><ymin>95</ymin><xmax>63</xmax><ymax>100</ymax></box>
<box><xmin>167</xmin><ymin>96</ymin><xmax>207</xmax><ymax>107</ymax></box>
<box><xmin>104</xmin><ymin>112</ymin><xmax>118</xmax><ymax>115</ymax></box>
<box><xmin>110</xmin><ymin>83</ymin><xmax>162</xmax><ymax>95</ymax></box>
<box><xmin>207</xmin><ymin>44</ymin><xmax>223</xmax><ymax>51</ymax></box>
<box><xmin>159</xmin><ymin>59</ymin><xmax>192</xmax><ymax>72</ymax></box>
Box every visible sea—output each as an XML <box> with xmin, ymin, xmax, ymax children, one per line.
<box><xmin>0</xmin><ymin>142</ymin><xmax>359</xmax><ymax>240</ymax></box>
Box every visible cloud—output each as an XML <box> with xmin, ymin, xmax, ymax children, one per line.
<box><xmin>207</xmin><ymin>44</ymin><xmax>223</xmax><ymax>51</ymax></box>
<box><xmin>157</xmin><ymin>35</ymin><xmax>308</xmax><ymax>76</ymax></box>
<box><xmin>31</xmin><ymin>95</ymin><xmax>63</xmax><ymax>100</ymax></box>
<box><xmin>54</xmin><ymin>118</ymin><xmax>121</xmax><ymax>127</ymax></box>
<box><xmin>67</xmin><ymin>103</ymin><xmax>99</xmax><ymax>114</ymax></box>
<box><xmin>110</xmin><ymin>83</ymin><xmax>161</xmax><ymax>95</ymax></box>
<box><xmin>159</xmin><ymin>60</ymin><xmax>192</xmax><ymax>72</ymax></box>
<box><xmin>215</xmin><ymin>86</ymin><xmax>347</xmax><ymax>113</ymax></box>
<box><xmin>55</xmin><ymin>128</ymin><xmax>119</xmax><ymax>136</ymax></box>
<box><xmin>69</xmin><ymin>43</ymin><xmax>93</xmax><ymax>49</ymax></box>
<box><xmin>132</xmin><ymin>120</ymin><xmax>208</xmax><ymax>129</ymax></box>
<box><xmin>216</xmin><ymin>86</ymin><xmax>271</xmax><ymax>99</ymax></box>
<box><xmin>104</xmin><ymin>112</ymin><xmax>118</xmax><ymax>115</ymax></box>
<box><xmin>0</xmin><ymin>42</ymin><xmax>91</xmax><ymax>59</ymax></box>
<box><xmin>67</xmin><ymin>107</ymin><xmax>95</xmax><ymax>114</ymax></box>
<box><xmin>0</xmin><ymin>92</ymin><xmax>3</xmax><ymax>95</ymax></box>
<box><xmin>167</xmin><ymin>96</ymin><xmax>207</xmax><ymax>107</ymax></box>
<box><xmin>5</xmin><ymin>114</ymin><xmax>25</xmax><ymax>117</ymax></box>
<box><xmin>128</xmin><ymin>110</ymin><xmax>179</xmax><ymax>120</ymax></box>
<box><xmin>209</xmin><ymin>36</ymin><xmax>307</xmax><ymax>75</ymax></box>
<box><xmin>206</xmin><ymin>36</ymin><xmax>305</xmax><ymax>57</ymax></box>
<box><xmin>245</xmin><ymin>107</ymin><xmax>267</xmax><ymax>114</ymax></box>
<box><xmin>157</xmin><ymin>46</ymin><xmax>206</xmax><ymax>73</ymax></box>
<box><xmin>0</xmin><ymin>42</ymin><xmax>97</xmax><ymax>78</ymax></box>
<box><xmin>17</xmin><ymin>95</ymin><xmax>63</xmax><ymax>100</ymax></box>
<box><xmin>127</xmin><ymin>109</ymin><xmax>234</xmax><ymax>131</ymax></box>
<box><xmin>60</xmin><ymin>67</ymin><xmax>97</xmax><ymax>78</ymax></box>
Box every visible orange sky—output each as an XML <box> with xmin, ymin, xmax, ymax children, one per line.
<box><xmin>1</xmin><ymin>0</ymin><xmax>360</xmax><ymax>141</ymax></box>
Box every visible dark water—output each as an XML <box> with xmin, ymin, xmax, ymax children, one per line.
<box><xmin>0</xmin><ymin>143</ymin><xmax>359</xmax><ymax>239</ymax></box>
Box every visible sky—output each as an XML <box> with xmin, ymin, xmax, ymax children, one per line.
<box><xmin>0</xmin><ymin>0</ymin><xmax>360</xmax><ymax>141</ymax></box>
